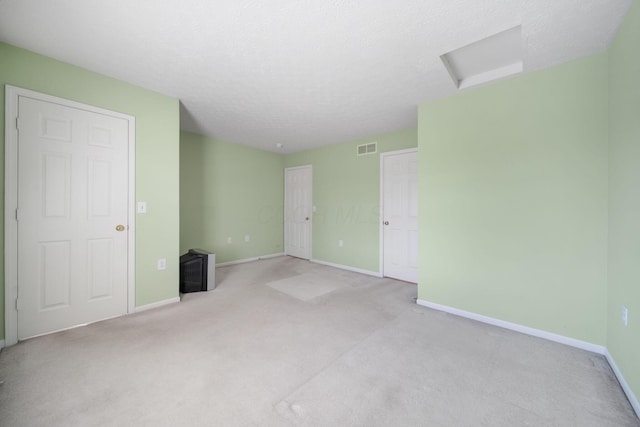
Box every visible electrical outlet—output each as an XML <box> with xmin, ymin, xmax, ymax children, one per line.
<box><xmin>157</xmin><ymin>258</ymin><xmax>166</xmax><ymax>270</ymax></box>
<box><xmin>245</xmin><ymin>235</ymin><xmax>250</xmax><ymax>242</ymax></box>
<box><xmin>338</xmin><ymin>239</ymin><xmax>344</xmax><ymax>247</ymax></box>
<box><xmin>622</xmin><ymin>306</ymin><xmax>628</xmax><ymax>326</ymax></box>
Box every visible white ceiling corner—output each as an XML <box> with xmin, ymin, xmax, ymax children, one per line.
<box><xmin>0</xmin><ymin>0</ymin><xmax>632</xmax><ymax>153</ymax></box>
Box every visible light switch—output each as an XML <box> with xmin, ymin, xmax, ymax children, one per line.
<box><xmin>137</xmin><ymin>201</ymin><xmax>147</xmax><ymax>214</ymax></box>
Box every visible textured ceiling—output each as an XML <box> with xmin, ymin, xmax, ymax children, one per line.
<box><xmin>0</xmin><ymin>0</ymin><xmax>631</xmax><ymax>153</ymax></box>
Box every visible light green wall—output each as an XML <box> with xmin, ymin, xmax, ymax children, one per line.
<box><xmin>608</xmin><ymin>0</ymin><xmax>640</xmax><ymax>404</ymax></box>
<box><xmin>418</xmin><ymin>54</ymin><xmax>609</xmax><ymax>345</ymax></box>
<box><xmin>0</xmin><ymin>43</ymin><xmax>180</xmax><ymax>340</ymax></box>
<box><xmin>285</xmin><ymin>128</ymin><xmax>417</xmax><ymax>272</ymax></box>
<box><xmin>180</xmin><ymin>131</ymin><xmax>284</xmax><ymax>263</ymax></box>
<box><xmin>181</xmin><ymin>128</ymin><xmax>416</xmax><ymax>271</ymax></box>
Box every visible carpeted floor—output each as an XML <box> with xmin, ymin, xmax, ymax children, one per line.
<box><xmin>0</xmin><ymin>256</ymin><xmax>638</xmax><ymax>426</ymax></box>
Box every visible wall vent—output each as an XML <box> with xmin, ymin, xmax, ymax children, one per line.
<box><xmin>357</xmin><ymin>142</ymin><xmax>377</xmax><ymax>156</ymax></box>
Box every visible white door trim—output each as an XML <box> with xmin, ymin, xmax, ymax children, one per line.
<box><xmin>4</xmin><ymin>85</ymin><xmax>136</xmax><ymax>346</ymax></box>
<box><xmin>284</xmin><ymin>164</ymin><xmax>312</xmax><ymax>260</ymax></box>
<box><xmin>379</xmin><ymin>148</ymin><xmax>418</xmax><ymax>279</ymax></box>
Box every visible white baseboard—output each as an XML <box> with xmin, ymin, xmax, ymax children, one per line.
<box><xmin>216</xmin><ymin>252</ymin><xmax>285</xmax><ymax>267</ymax></box>
<box><xmin>135</xmin><ymin>297</ymin><xmax>180</xmax><ymax>313</ymax></box>
<box><xmin>416</xmin><ymin>299</ymin><xmax>606</xmax><ymax>354</ymax></box>
<box><xmin>310</xmin><ymin>259</ymin><xmax>382</xmax><ymax>278</ymax></box>
<box><xmin>605</xmin><ymin>349</ymin><xmax>640</xmax><ymax>418</ymax></box>
<box><xmin>417</xmin><ymin>298</ymin><xmax>640</xmax><ymax>419</ymax></box>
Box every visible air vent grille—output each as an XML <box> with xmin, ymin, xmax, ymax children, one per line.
<box><xmin>357</xmin><ymin>142</ymin><xmax>377</xmax><ymax>156</ymax></box>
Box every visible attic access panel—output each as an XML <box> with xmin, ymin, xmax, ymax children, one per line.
<box><xmin>441</xmin><ymin>26</ymin><xmax>523</xmax><ymax>90</ymax></box>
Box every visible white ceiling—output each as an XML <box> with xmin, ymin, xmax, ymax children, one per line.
<box><xmin>0</xmin><ymin>0</ymin><xmax>631</xmax><ymax>153</ymax></box>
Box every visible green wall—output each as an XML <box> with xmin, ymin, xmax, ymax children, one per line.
<box><xmin>181</xmin><ymin>128</ymin><xmax>416</xmax><ymax>271</ymax></box>
<box><xmin>0</xmin><ymin>43</ymin><xmax>180</xmax><ymax>340</ymax></box>
<box><xmin>180</xmin><ymin>132</ymin><xmax>284</xmax><ymax>263</ymax></box>
<box><xmin>285</xmin><ymin>128</ymin><xmax>417</xmax><ymax>272</ymax></box>
<box><xmin>418</xmin><ymin>54</ymin><xmax>609</xmax><ymax>345</ymax></box>
<box><xmin>608</xmin><ymin>0</ymin><xmax>640</xmax><ymax>405</ymax></box>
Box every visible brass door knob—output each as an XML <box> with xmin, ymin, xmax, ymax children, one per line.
<box><xmin>116</xmin><ymin>225</ymin><xmax>125</xmax><ymax>231</ymax></box>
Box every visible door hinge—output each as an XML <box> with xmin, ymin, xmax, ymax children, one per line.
<box><xmin>16</xmin><ymin>117</ymin><xmax>20</xmax><ymax>131</ymax></box>
<box><xmin>15</xmin><ymin>208</ymin><xmax>19</xmax><ymax>222</ymax></box>
<box><xmin>15</xmin><ymin>298</ymin><xmax>19</xmax><ymax>311</ymax></box>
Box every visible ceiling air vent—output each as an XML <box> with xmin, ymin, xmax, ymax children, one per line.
<box><xmin>357</xmin><ymin>142</ymin><xmax>377</xmax><ymax>156</ymax></box>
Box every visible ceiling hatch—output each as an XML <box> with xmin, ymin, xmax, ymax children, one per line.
<box><xmin>441</xmin><ymin>25</ymin><xmax>523</xmax><ymax>90</ymax></box>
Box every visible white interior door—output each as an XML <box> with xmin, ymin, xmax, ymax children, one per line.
<box><xmin>285</xmin><ymin>166</ymin><xmax>312</xmax><ymax>260</ymax></box>
<box><xmin>382</xmin><ymin>150</ymin><xmax>418</xmax><ymax>283</ymax></box>
<box><xmin>17</xmin><ymin>96</ymin><xmax>130</xmax><ymax>339</ymax></box>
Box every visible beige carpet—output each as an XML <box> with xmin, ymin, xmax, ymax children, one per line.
<box><xmin>0</xmin><ymin>256</ymin><xmax>638</xmax><ymax>426</ymax></box>
<box><xmin>266</xmin><ymin>272</ymin><xmax>342</xmax><ymax>301</ymax></box>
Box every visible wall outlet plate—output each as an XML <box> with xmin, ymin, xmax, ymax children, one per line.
<box><xmin>622</xmin><ymin>306</ymin><xmax>628</xmax><ymax>326</ymax></box>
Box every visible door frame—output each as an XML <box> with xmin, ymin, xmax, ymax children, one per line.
<box><xmin>4</xmin><ymin>85</ymin><xmax>136</xmax><ymax>346</ymax></box>
<box><xmin>379</xmin><ymin>148</ymin><xmax>418</xmax><ymax>278</ymax></box>
<box><xmin>284</xmin><ymin>165</ymin><xmax>312</xmax><ymax>260</ymax></box>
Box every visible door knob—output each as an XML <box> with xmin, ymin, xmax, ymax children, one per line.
<box><xmin>115</xmin><ymin>225</ymin><xmax>125</xmax><ymax>231</ymax></box>
<box><xmin>305</xmin><ymin>217</ymin><xmax>310</xmax><ymax>221</ymax></box>
<box><xmin>384</xmin><ymin>221</ymin><xmax>389</xmax><ymax>225</ymax></box>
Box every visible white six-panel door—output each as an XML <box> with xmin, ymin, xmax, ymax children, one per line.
<box><xmin>17</xmin><ymin>96</ymin><xmax>129</xmax><ymax>339</ymax></box>
<box><xmin>382</xmin><ymin>150</ymin><xmax>418</xmax><ymax>283</ymax></box>
<box><xmin>284</xmin><ymin>166</ymin><xmax>312</xmax><ymax>260</ymax></box>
